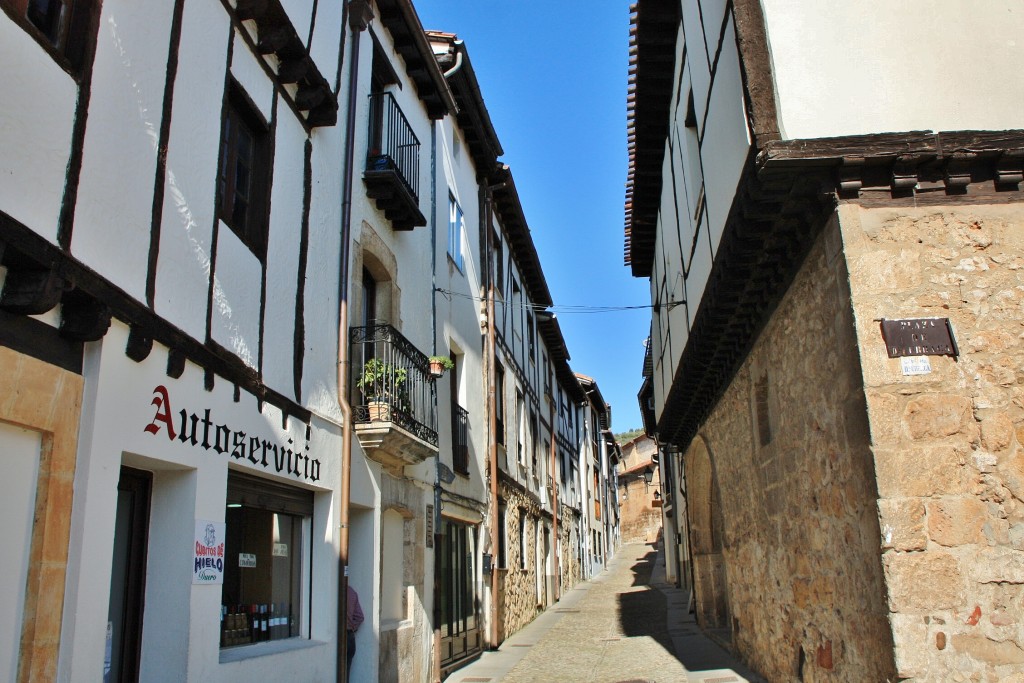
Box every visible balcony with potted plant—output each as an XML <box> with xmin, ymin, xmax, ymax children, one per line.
<box><xmin>350</xmin><ymin>323</ymin><xmax>438</xmax><ymax>472</ymax></box>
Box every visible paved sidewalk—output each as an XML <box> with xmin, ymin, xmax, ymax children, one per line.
<box><xmin>448</xmin><ymin>542</ymin><xmax>766</xmax><ymax>683</ymax></box>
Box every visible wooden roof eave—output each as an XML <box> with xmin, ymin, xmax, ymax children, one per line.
<box><xmin>376</xmin><ymin>0</ymin><xmax>457</xmax><ymax>119</ymax></box>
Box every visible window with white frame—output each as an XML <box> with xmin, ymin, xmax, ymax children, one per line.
<box><xmin>448</xmin><ymin>193</ymin><xmax>464</xmax><ymax>271</ymax></box>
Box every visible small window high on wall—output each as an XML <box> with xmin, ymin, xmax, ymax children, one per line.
<box><xmin>3</xmin><ymin>0</ymin><xmax>93</xmax><ymax>73</ymax></box>
<box><xmin>221</xmin><ymin>471</ymin><xmax>311</xmax><ymax>648</ymax></box>
<box><xmin>218</xmin><ymin>80</ymin><xmax>271</xmax><ymax>259</ymax></box>
<box><xmin>448</xmin><ymin>193</ymin><xmax>464</xmax><ymax>271</ymax></box>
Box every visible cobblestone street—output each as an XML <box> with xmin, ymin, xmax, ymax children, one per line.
<box><xmin>450</xmin><ymin>543</ymin><xmax>765</xmax><ymax>683</ymax></box>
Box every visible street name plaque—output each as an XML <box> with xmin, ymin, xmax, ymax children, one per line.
<box><xmin>879</xmin><ymin>318</ymin><xmax>958</xmax><ymax>358</ymax></box>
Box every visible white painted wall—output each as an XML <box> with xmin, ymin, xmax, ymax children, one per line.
<box><xmin>0</xmin><ymin>423</ymin><xmax>42</xmax><ymax>683</ymax></box>
<box><xmin>648</xmin><ymin>10</ymin><xmax>750</xmax><ymax>423</ymax></box>
<box><xmin>211</xmin><ymin>224</ymin><xmax>263</xmax><ymax>370</ymax></box>
<box><xmin>71</xmin><ymin>0</ymin><xmax>177</xmax><ymax>300</ymax></box>
<box><xmin>434</xmin><ymin>115</ymin><xmax>488</xmax><ymax>511</ymax></box>
<box><xmin>301</xmin><ymin>126</ymin><xmax>345</xmax><ymax>422</ymax></box>
<box><xmin>60</xmin><ymin>322</ymin><xmax>341</xmax><ymax>683</ymax></box>
<box><xmin>0</xmin><ymin>19</ymin><xmax>77</xmax><ymax>242</ymax></box>
<box><xmin>262</xmin><ymin>110</ymin><xmax>306</xmax><ymax>393</ymax></box>
<box><xmin>154</xmin><ymin>1</ymin><xmax>231</xmax><ymax>341</ymax></box>
<box><xmin>761</xmin><ymin>0</ymin><xmax>1024</xmax><ymax>140</ymax></box>
<box><xmin>309</xmin><ymin>0</ymin><xmax>342</xmax><ymax>89</ymax></box>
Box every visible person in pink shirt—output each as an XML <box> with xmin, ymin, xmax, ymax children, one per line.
<box><xmin>346</xmin><ymin>584</ymin><xmax>364</xmax><ymax>678</ymax></box>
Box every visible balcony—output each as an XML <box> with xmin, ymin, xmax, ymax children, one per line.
<box><xmin>363</xmin><ymin>92</ymin><xmax>426</xmax><ymax>231</ymax></box>
<box><xmin>351</xmin><ymin>323</ymin><xmax>437</xmax><ymax>472</ymax></box>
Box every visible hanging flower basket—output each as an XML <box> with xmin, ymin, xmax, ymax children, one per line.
<box><xmin>428</xmin><ymin>356</ymin><xmax>454</xmax><ymax>377</ymax></box>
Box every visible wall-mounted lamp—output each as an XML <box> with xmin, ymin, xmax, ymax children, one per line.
<box><xmin>643</xmin><ymin>465</ymin><xmax>655</xmax><ymax>485</ymax></box>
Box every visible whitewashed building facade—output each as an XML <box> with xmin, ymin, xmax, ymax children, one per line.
<box><xmin>0</xmin><ymin>1</ymin><xmax>621</xmax><ymax>682</ymax></box>
<box><xmin>1</xmin><ymin>0</ymin><xmax>352</xmax><ymax>680</ymax></box>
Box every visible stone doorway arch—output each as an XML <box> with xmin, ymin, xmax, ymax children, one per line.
<box><xmin>684</xmin><ymin>436</ymin><xmax>731</xmax><ymax>635</ymax></box>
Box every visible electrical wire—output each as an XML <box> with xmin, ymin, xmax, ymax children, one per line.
<box><xmin>433</xmin><ymin>287</ymin><xmax>684</xmax><ymax>314</ymax></box>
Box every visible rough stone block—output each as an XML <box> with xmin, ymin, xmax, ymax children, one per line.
<box><xmin>951</xmin><ymin>634</ymin><xmax>1024</xmax><ymax>666</ymax></box>
<box><xmin>903</xmin><ymin>395</ymin><xmax>973</xmax><ymax>440</ymax></box>
<box><xmin>849</xmin><ymin>249</ymin><xmax>923</xmax><ymax>294</ymax></box>
<box><xmin>980</xmin><ymin>413</ymin><xmax>1015</xmax><ymax>452</ymax></box>
<box><xmin>874</xmin><ymin>445</ymin><xmax>972</xmax><ymax>498</ymax></box>
<box><xmin>879</xmin><ymin>498</ymin><xmax>927</xmax><ymax>551</ymax></box>
<box><xmin>927</xmin><ymin>498</ymin><xmax>989</xmax><ymax>547</ymax></box>
<box><xmin>865</xmin><ymin>391</ymin><xmax>904</xmax><ymax>447</ymax></box>
<box><xmin>999</xmin><ymin>450</ymin><xmax>1024</xmax><ymax>502</ymax></box>
<box><xmin>890</xmin><ymin>612</ymin><xmax>930</xmax><ymax>678</ymax></box>
<box><xmin>885</xmin><ymin>551</ymin><xmax>965</xmax><ymax>612</ymax></box>
<box><xmin>967</xmin><ymin>547</ymin><xmax>1024</xmax><ymax>585</ymax></box>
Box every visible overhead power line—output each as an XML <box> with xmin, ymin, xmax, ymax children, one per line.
<box><xmin>433</xmin><ymin>287</ymin><xmax>684</xmax><ymax>314</ymax></box>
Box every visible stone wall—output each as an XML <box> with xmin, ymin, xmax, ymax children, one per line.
<box><xmin>559</xmin><ymin>505</ymin><xmax>583</xmax><ymax>592</ymax></box>
<box><xmin>378</xmin><ymin>473</ymin><xmax>430</xmax><ymax>683</ymax></box>
<box><xmin>686</xmin><ymin>215</ymin><xmax>897</xmax><ymax>681</ymax></box>
<box><xmin>618</xmin><ymin>478</ymin><xmax>662</xmax><ymax>543</ymax></box>
<box><xmin>841</xmin><ymin>203</ymin><xmax>1024</xmax><ymax>682</ymax></box>
<box><xmin>498</xmin><ymin>480</ymin><xmax>546</xmax><ymax>640</ymax></box>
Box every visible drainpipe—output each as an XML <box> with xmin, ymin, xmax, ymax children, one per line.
<box><xmin>337</xmin><ymin>3</ymin><xmax>373</xmax><ymax>682</ymax></box>
<box><xmin>430</xmin><ymin>116</ymin><xmax>443</xmax><ymax>683</ymax></box>
<box><xmin>483</xmin><ymin>177</ymin><xmax>505</xmax><ymax>649</ymax></box>
<box><xmin>548</xmin><ymin>397</ymin><xmax>559</xmax><ymax>601</ymax></box>
<box><xmin>443</xmin><ymin>40</ymin><xmax>464</xmax><ymax>78</ymax></box>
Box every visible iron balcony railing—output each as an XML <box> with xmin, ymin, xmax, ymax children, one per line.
<box><xmin>452</xmin><ymin>404</ymin><xmax>469</xmax><ymax>474</ymax></box>
<box><xmin>350</xmin><ymin>323</ymin><xmax>437</xmax><ymax>446</ymax></box>
<box><xmin>366</xmin><ymin>91</ymin><xmax>421</xmax><ymax>201</ymax></box>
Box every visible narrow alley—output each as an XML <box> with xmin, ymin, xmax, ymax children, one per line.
<box><xmin>449</xmin><ymin>543</ymin><xmax>764</xmax><ymax>683</ymax></box>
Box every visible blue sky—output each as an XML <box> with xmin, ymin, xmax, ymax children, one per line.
<box><xmin>416</xmin><ymin>0</ymin><xmax>650</xmax><ymax>433</ymax></box>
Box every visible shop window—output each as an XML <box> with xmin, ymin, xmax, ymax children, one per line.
<box><xmin>221</xmin><ymin>471</ymin><xmax>311</xmax><ymax>648</ymax></box>
<box><xmin>218</xmin><ymin>80</ymin><xmax>271</xmax><ymax>259</ymax></box>
<box><xmin>3</xmin><ymin>0</ymin><xmax>92</xmax><ymax>73</ymax></box>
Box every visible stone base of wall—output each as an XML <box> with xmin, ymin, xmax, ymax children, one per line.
<box><xmin>842</xmin><ymin>203</ymin><xmax>1024</xmax><ymax>681</ymax></box>
<box><xmin>498</xmin><ymin>481</ymin><xmax>549</xmax><ymax>640</ymax></box>
<box><xmin>683</xmin><ymin>214</ymin><xmax>896</xmax><ymax>682</ymax></box>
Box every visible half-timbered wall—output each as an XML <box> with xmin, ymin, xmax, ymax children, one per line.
<box><xmin>648</xmin><ymin>2</ymin><xmax>750</xmax><ymax>427</ymax></box>
<box><xmin>0</xmin><ymin>1</ymin><xmax>352</xmax><ymax>681</ymax></box>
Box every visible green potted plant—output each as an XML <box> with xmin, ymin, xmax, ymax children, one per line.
<box><xmin>428</xmin><ymin>355</ymin><xmax>454</xmax><ymax>377</ymax></box>
<box><xmin>356</xmin><ymin>358</ymin><xmax>409</xmax><ymax>420</ymax></box>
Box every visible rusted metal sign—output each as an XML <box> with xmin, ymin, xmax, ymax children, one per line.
<box><xmin>879</xmin><ymin>318</ymin><xmax>958</xmax><ymax>358</ymax></box>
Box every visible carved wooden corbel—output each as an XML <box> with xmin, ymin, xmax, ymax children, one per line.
<box><xmin>0</xmin><ymin>266</ymin><xmax>67</xmax><ymax>315</ymax></box>
<box><xmin>126</xmin><ymin>325</ymin><xmax>154</xmax><ymax>362</ymax></box>
<box><xmin>891</xmin><ymin>154</ymin><xmax>922</xmax><ymax>193</ymax></box>
<box><xmin>836</xmin><ymin>157</ymin><xmax>864</xmax><ymax>198</ymax></box>
<box><xmin>994</xmin><ymin>149</ymin><xmax>1024</xmax><ymax>189</ymax></box>
<box><xmin>167</xmin><ymin>347</ymin><xmax>187</xmax><ymax>379</ymax></box>
<box><xmin>59</xmin><ymin>291</ymin><xmax>112</xmax><ymax>342</ymax></box>
<box><xmin>943</xmin><ymin>152</ymin><xmax>976</xmax><ymax>193</ymax></box>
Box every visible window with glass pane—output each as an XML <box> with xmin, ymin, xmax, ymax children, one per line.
<box><xmin>218</xmin><ymin>81</ymin><xmax>270</xmax><ymax>258</ymax></box>
<box><xmin>220</xmin><ymin>472</ymin><xmax>311</xmax><ymax>648</ymax></box>
<box><xmin>448</xmin><ymin>194</ymin><xmax>464</xmax><ymax>271</ymax></box>
<box><xmin>3</xmin><ymin>0</ymin><xmax>91</xmax><ymax>72</ymax></box>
